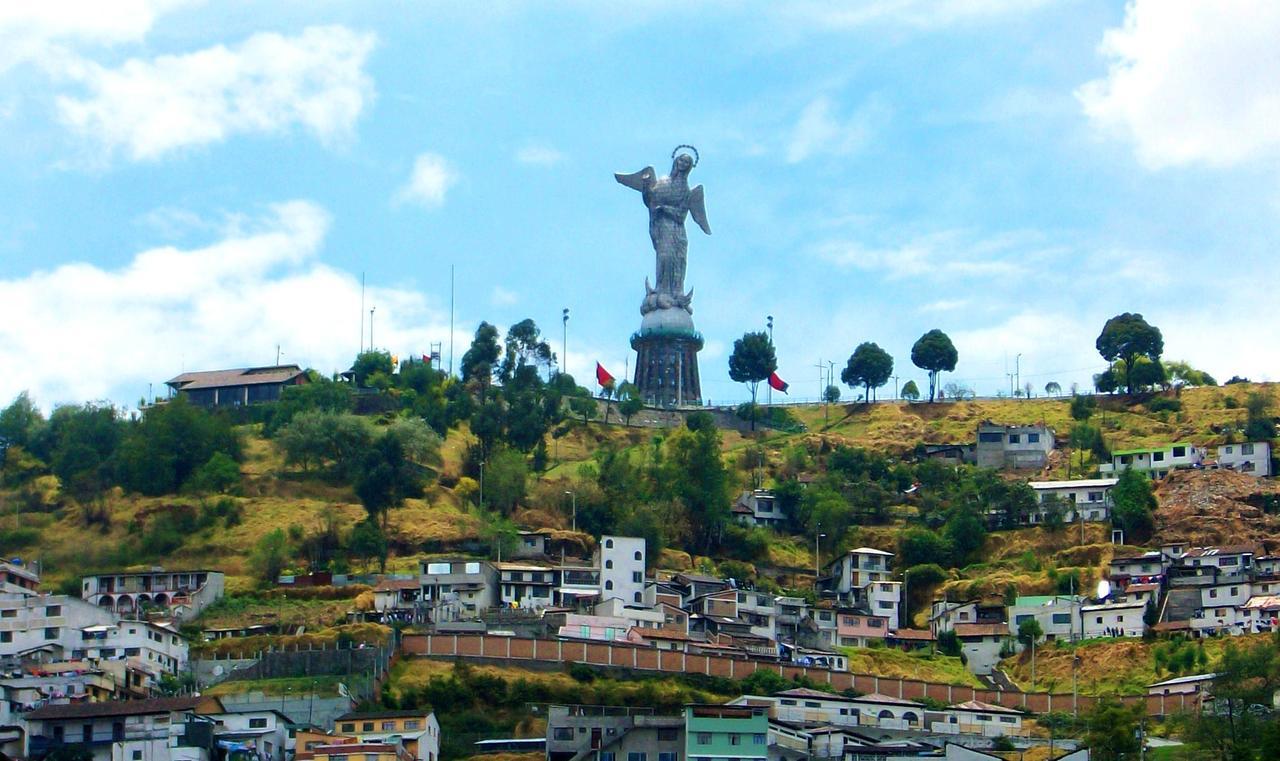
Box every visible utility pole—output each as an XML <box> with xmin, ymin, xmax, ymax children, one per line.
<box><xmin>1016</xmin><ymin>353</ymin><xmax>1022</xmax><ymax>397</ymax></box>
<box><xmin>767</xmin><ymin>315</ymin><xmax>774</xmax><ymax>407</ymax></box>
<box><xmin>892</xmin><ymin>374</ymin><xmax>899</xmax><ymax>400</ymax></box>
<box><xmin>369</xmin><ymin>307</ymin><xmax>376</xmax><ymax>352</ymax></box>
<box><xmin>815</xmin><ymin>360</ymin><xmax>828</xmax><ymax>423</ymax></box>
<box><xmin>276</xmin><ymin>345</ymin><xmax>282</xmax><ymax>366</ymax></box>
<box><xmin>359</xmin><ymin>272</ymin><xmax>365</xmax><ymax>354</ymax></box>
<box><xmin>562</xmin><ymin>308</ymin><xmax>570</xmax><ymax>377</ymax></box>
<box><xmin>448</xmin><ymin>264</ymin><xmax>455</xmax><ymax>375</ymax></box>
<box><xmin>814</xmin><ymin>526</ymin><xmax>825</xmax><ymax>586</ymax></box>
<box><xmin>564</xmin><ymin>490</ymin><xmax>576</xmax><ymax>533</ymax></box>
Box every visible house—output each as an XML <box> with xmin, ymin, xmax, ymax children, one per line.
<box><xmin>1081</xmin><ymin>600</ymin><xmax>1147</xmax><ymax>638</ymax></box>
<box><xmin>735</xmin><ymin>590</ymin><xmax>779</xmax><ymax>642</ymax></box>
<box><xmin>81</xmin><ymin>569</ymin><xmax>225</xmax><ymax>621</ymax></box>
<box><xmin>419</xmin><ymin>558</ymin><xmax>497</xmax><ymax>622</ymax></box>
<box><xmin>556</xmin><ymin>614</ymin><xmax>641</xmax><ymax>644</ymax></box>
<box><xmin>314</xmin><ymin>743</ymin><xmax>414</xmax><ymax>761</ymax></box>
<box><xmin>920</xmin><ymin>443</ymin><xmax>974</xmax><ymax>466</ymax></box>
<box><xmin>1148</xmin><ymin>673</ymin><xmax>1217</xmax><ymax>697</ymax></box>
<box><xmin>165</xmin><ymin>365</ymin><xmax>307</xmax><ymax>407</ymax></box>
<box><xmin>1026</xmin><ymin>479</ymin><xmax>1118</xmax><ymax>524</ymax></box>
<box><xmin>0</xmin><ymin>560</ymin><xmax>41</xmax><ymax>596</ymax></box>
<box><xmin>593</xmin><ymin>597</ymin><xmax>667</xmax><ymax>632</ymax></box>
<box><xmin>22</xmin><ymin>696</ymin><xmax>222</xmax><ymax>761</ymax></box>
<box><xmin>630</xmin><ymin>628</ymin><xmax>696</xmax><ymax>652</ymax></box>
<box><xmin>1099</xmin><ymin>443</ymin><xmax>1205</xmax><ymax>477</ymax></box>
<box><xmin>496</xmin><ymin>563</ymin><xmax>556</xmax><ymax>610</ymax></box>
<box><xmin>684</xmin><ymin>704</ymin><xmax>768</xmax><ymax>761</ymax></box>
<box><xmin>370</xmin><ymin>579</ymin><xmax>424</xmax><ymax>623</ymax></box>
<box><xmin>208</xmin><ymin>708</ymin><xmax>290</xmax><ymax>761</ymax></box>
<box><xmin>333</xmin><ymin>709</ymin><xmax>440</xmax><ymax>761</ymax></box>
<box><xmin>294</xmin><ymin>730</ymin><xmax>357</xmax><ymax>761</ymax></box>
<box><xmin>1215</xmin><ymin>442</ymin><xmax>1272</xmax><ymax>477</ymax></box>
<box><xmin>669</xmin><ymin>573</ymin><xmax>730</xmax><ymax>604</ymax></box>
<box><xmin>588</xmin><ymin>714</ymin><xmax>684</xmax><ymax>761</ymax></box>
<box><xmin>886</xmin><ymin>628</ymin><xmax>935</xmax><ymax>651</ymax></box>
<box><xmin>1008</xmin><ymin>596</ymin><xmax>1083</xmax><ymax>641</ymax></box>
<box><xmin>953</xmin><ymin>624</ymin><xmax>1009</xmax><ymax>676</ymax></box>
<box><xmin>940</xmin><ymin>701</ymin><xmax>1025</xmax><ymax>738</ymax></box>
<box><xmin>733</xmin><ymin>490</ymin><xmax>786</xmax><ymax>529</ymax></box>
<box><xmin>974</xmin><ymin>423</ymin><xmax>1054</xmax><ymax>470</ymax></box>
<box><xmin>820</xmin><ymin>548</ymin><xmax>898</xmax><ymax>626</ymax></box>
<box><xmin>839</xmin><ymin>693</ymin><xmax>927</xmax><ymax>730</ymax></box>
<box><xmin>1109</xmin><ymin>551</ymin><xmax>1168</xmax><ymax>588</ymax></box>
<box><xmin>600</xmin><ymin>536</ymin><xmax>647</xmax><ymax>607</ymax></box>
<box><xmin>835</xmin><ymin>612</ymin><xmax>890</xmax><ymax>647</ymax></box>
<box><xmin>545</xmin><ymin>704</ymin><xmax>665</xmax><ymax>761</ymax></box>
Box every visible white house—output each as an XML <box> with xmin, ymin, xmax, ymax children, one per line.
<box><xmin>419</xmin><ymin>558</ymin><xmax>498</xmax><ymax>621</ymax></box>
<box><xmin>209</xmin><ymin>708</ymin><xmax>290</xmax><ymax>761</ymax></box>
<box><xmin>936</xmin><ymin>700</ymin><xmax>1025</xmax><ymax>738</ymax></box>
<box><xmin>975</xmin><ymin>423</ymin><xmax>1054</xmax><ymax>470</ymax></box>
<box><xmin>22</xmin><ymin>696</ymin><xmax>214</xmax><ymax>761</ymax></box>
<box><xmin>732</xmin><ymin>490</ymin><xmax>786</xmax><ymax>529</ymax></box>
<box><xmin>1026</xmin><ymin>479</ymin><xmax>1117</xmax><ymax>524</ymax></box>
<box><xmin>954</xmin><ymin>624</ymin><xmax>1008</xmax><ymax>676</ymax></box>
<box><xmin>600</xmin><ymin>536</ymin><xmax>646</xmax><ymax>606</ymax></box>
<box><xmin>1215</xmin><ymin>442</ymin><xmax>1272</xmax><ymax>477</ymax></box>
<box><xmin>495</xmin><ymin>563</ymin><xmax>556</xmax><ymax>610</ymax></box>
<box><xmin>1099</xmin><ymin>444</ymin><xmax>1205</xmax><ymax>478</ymax></box>
<box><xmin>1007</xmin><ymin>596</ymin><xmax>1082</xmax><ymax>641</ymax></box>
<box><xmin>80</xmin><ymin>569</ymin><xmax>224</xmax><ymax>622</ymax></box>
<box><xmin>1082</xmin><ymin>600</ymin><xmax>1147</xmax><ymax>638</ymax></box>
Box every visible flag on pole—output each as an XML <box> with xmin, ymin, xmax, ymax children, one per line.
<box><xmin>768</xmin><ymin>371</ymin><xmax>789</xmax><ymax>394</ymax></box>
<box><xmin>596</xmin><ymin>362</ymin><xmax>616</xmax><ymax>387</ymax></box>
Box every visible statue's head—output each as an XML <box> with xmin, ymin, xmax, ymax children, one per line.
<box><xmin>670</xmin><ymin>145</ymin><xmax>698</xmax><ymax>177</ymax></box>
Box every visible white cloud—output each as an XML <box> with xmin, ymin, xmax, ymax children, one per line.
<box><xmin>54</xmin><ymin>25</ymin><xmax>376</xmax><ymax>161</ymax></box>
<box><xmin>490</xmin><ymin>286</ymin><xmax>518</xmax><ymax>306</ymax></box>
<box><xmin>816</xmin><ymin>229</ymin><xmax>1032</xmax><ymax>280</ymax></box>
<box><xmin>919</xmin><ymin>299</ymin><xmax>969</xmax><ymax>313</ymax></box>
<box><xmin>786</xmin><ymin>95</ymin><xmax>888</xmax><ymax>164</ymax></box>
<box><xmin>0</xmin><ymin>201</ymin><xmax>451</xmax><ymax>409</ymax></box>
<box><xmin>515</xmin><ymin>143</ymin><xmax>564</xmax><ymax>166</ymax></box>
<box><xmin>1077</xmin><ymin>0</ymin><xmax>1280</xmax><ymax>169</ymax></box>
<box><xmin>779</xmin><ymin>0</ymin><xmax>1057</xmax><ymax>30</ymax></box>
<box><xmin>397</xmin><ymin>152</ymin><xmax>456</xmax><ymax>209</ymax></box>
<box><xmin>0</xmin><ymin>0</ymin><xmax>192</xmax><ymax>72</ymax></box>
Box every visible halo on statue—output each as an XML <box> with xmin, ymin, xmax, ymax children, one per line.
<box><xmin>671</xmin><ymin>144</ymin><xmax>699</xmax><ymax>167</ymax></box>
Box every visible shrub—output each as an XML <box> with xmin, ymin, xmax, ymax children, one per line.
<box><xmin>1148</xmin><ymin>397</ymin><xmax>1182</xmax><ymax>413</ymax></box>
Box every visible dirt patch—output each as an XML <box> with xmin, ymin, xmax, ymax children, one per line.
<box><xmin>1153</xmin><ymin>469</ymin><xmax>1280</xmax><ymax>552</ymax></box>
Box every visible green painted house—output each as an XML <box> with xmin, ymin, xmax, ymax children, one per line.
<box><xmin>684</xmin><ymin>704</ymin><xmax>768</xmax><ymax>761</ymax></box>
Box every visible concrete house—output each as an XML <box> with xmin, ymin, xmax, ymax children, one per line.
<box><xmin>545</xmin><ymin>705</ymin><xmax>665</xmax><ymax>761</ymax></box>
<box><xmin>732</xmin><ymin>490</ymin><xmax>785</xmax><ymax>529</ymax></box>
<box><xmin>1007</xmin><ymin>595</ymin><xmax>1083</xmax><ymax>641</ymax></box>
<box><xmin>600</xmin><ymin>536</ymin><xmax>646</xmax><ymax>607</ymax></box>
<box><xmin>975</xmin><ymin>423</ymin><xmax>1054</xmax><ymax>470</ymax></box>
<box><xmin>23</xmin><ymin>696</ymin><xmax>222</xmax><ymax>761</ymax></box>
<box><xmin>1081</xmin><ymin>600</ymin><xmax>1147</xmax><ymax>638</ymax></box>
<box><xmin>418</xmin><ymin>558</ymin><xmax>497</xmax><ymax>622</ymax></box>
<box><xmin>495</xmin><ymin>563</ymin><xmax>557</xmax><ymax>610</ymax></box>
<box><xmin>333</xmin><ymin>709</ymin><xmax>440</xmax><ymax>761</ymax></box>
<box><xmin>1100</xmin><ymin>443</ymin><xmax>1205</xmax><ymax>477</ymax></box>
<box><xmin>684</xmin><ymin>704</ymin><xmax>768</xmax><ymax>761</ymax></box>
<box><xmin>208</xmin><ymin>708</ymin><xmax>290</xmax><ymax>761</ymax></box>
<box><xmin>1026</xmin><ymin>479</ymin><xmax>1118</xmax><ymax>524</ymax></box>
<box><xmin>1215</xmin><ymin>442</ymin><xmax>1272</xmax><ymax>477</ymax></box>
<box><xmin>954</xmin><ymin>624</ymin><xmax>1009</xmax><ymax>676</ymax></box>
<box><xmin>81</xmin><ymin>569</ymin><xmax>225</xmax><ymax>622</ymax></box>
<box><xmin>165</xmin><ymin>365</ymin><xmax>306</xmax><ymax>408</ymax></box>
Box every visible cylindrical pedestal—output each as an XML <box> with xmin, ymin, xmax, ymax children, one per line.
<box><xmin>631</xmin><ymin>329</ymin><xmax>703</xmax><ymax>407</ymax></box>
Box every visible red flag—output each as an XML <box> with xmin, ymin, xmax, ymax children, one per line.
<box><xmin>768</xmin><ymin>371</ymin><xmax>789</xmax><ymax>393</ymax></box>
<box><xmin>596</xmin><ymin>362</ymin><xmax>616</xmax><ymax>387</ymax></box>
<box><xmin>422</xmin><ymin>354</ymin><xmax>429</xmax><ymax>364</ymax></box>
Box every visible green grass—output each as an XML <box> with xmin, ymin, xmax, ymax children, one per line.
<box><xmin>839</xmin><ymin>645</ymin><xmax>984</xmax><ymax>688</ymax></box>
<box><xmin>204</xmin><ymin>675</ymin><xmax>347</xmax><ymax>697</ymax></box>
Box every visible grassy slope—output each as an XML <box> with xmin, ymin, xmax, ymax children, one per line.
<box><xmin>839</xmin><ymin>646</ymin><xmax>983</xmax><ymax>688</ymax></box>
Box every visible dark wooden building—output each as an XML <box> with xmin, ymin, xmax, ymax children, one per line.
<box><xmin>165</xmin><ymin>364</ymin><xmax>306</xmax><ymax>407</ymax></box>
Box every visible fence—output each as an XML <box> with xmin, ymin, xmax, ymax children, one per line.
<box><xmin>402</xmin><ymin>634</ymin><xmax>1195</xmax><ymax>718</ymax></box>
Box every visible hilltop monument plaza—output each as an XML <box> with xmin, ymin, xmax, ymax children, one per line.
<box><xmin>615</xmin><ymin>146</ymin><xmax>710</xmax><ymax>407</ymax></box>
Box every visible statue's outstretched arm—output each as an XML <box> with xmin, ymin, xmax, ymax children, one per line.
<box><xmin>689</xmin><ymin>185</ymin><xmax>711</xmax><ymax>235</ymax></box>
<box><xmin>614</xmin><ymin>167</ymin><xmax>656</xmax><ymax>192</ymax></box>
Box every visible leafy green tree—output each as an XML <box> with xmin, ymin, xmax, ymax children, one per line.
<box><xmin>619</xmin><ymin>390</ymin><xmax>644</xmax><ymax>426</ymax></box>
<box><xmin>499</xmin><ymin>318</ymin><xmax>555</xmax><ymax>382</ymax></box>
<box><xmin>483</xmin><ymin>448</ymin><xmax>529</xmax><ymax>515</ymax></box>
<box><xmin>727</xmin><ymin>331</ymin><xmax>777</xmax><ymax>430</ymax></box>
<box><xmin>1017</xmin><ymin>617</ymin><xmax>1043</xmax><ymax>646</ymax></box>
<box><xmin>1183</xmin><ymin>637</ymin><xmax>1280</xmax><ymax>761</ymax></box>
<box><xmin>0</xmin><ymin>391</ymin><xmax>45</xmax><ymax>456</ymax></box>
<box><xmin>898</xmin><ymin>528</ymin><xmax>952</xmax><ymax>569</ymax></box>
<box><xmin>841</xmin><ymin>342</ymin><xmax>894</xmax><ymax>402</ymax></box>
<box><xmin>1245</xmin><ymin>392</ymin><xmax>1276</xmax><ymax>441</ymax></box>
<box><xmin>1164</xmin><ymin>360</ymin><xmax>1217</xmax><ymax>392</ymax></box>
<box><xmin>348</xmin><ymin>519</ymin><xmax>387</xmax><ymax>571</ymax></box>
<box><xmin>568</xmin><ymin>392</ymin><xmax>597</xmax><ymax>423</ymax></box>
<box><xmin>1096</xmin><ymin>313</ymin><xmax>1164</xmax><ymax>395</ymax></box>
<box><xmin>355</xmin><ymin>434</ymin><xmax>423</xmax><ymax>538</ymax></box>
<box><xmin>1111</xmin><ymin>467</ymin><xmax>1157</xmax><ymax>542</ymax></box>
<box><xmin>264</xmin><ymin>374</ymin><xmax>354</xmax><ymax>435</ymax></box>
<box><xmin>115</xmin><ymin>396</ymin><xmax>240</xmax><ymax>496</ymax></box>
<box><xmin>351</xmin><ymin>350</ymin><xmax>394</xmax><ymax>387</ymax></box>
<box><xmin>1094</xmin><ymin>367</ymin><xmax>1119</xmax><ymax>394</ymax></box>
<box><xmin>936</xmin><ymin>629</ymin><xmax>961</xmax><ymax>656</ymax></box>
<box><xmin>900</xmin><ymin>380</ymin><xmax>920</xmax><ymax>401</ymax></box>
<box><xmin>381</xmin><ymin>417</ymin><xmax>443</xmax><ymax>475</ymax></box>
<box><xmin>1041</xmin><ymin>493</ymin><xmax>1066</xmax><ymax>532</ymax></box>
<box><xmin>666</xmin><ymin>415</ymin><xmax>729</xmax><ymax>552</ymax></box>
<box><xmin>277</xmin><ymin>411</ymin><xmax>374</xmax><ymax>477</ymax></box>
<box><xmin>1045</xmin><ymin>381</ymin><xmax>1061</xmax><ymax>396</ymax></box>
<box><xmin>1069</xmin><ymin>393</ymin><xmax>1097</xmax><ymax>421</ymax></box>
<box><xmin>188</xmin><ymin>452</ymin><xmax>241</xmax><ymax>494</ymax></box>
<box><xmin>910</xmin><ymin>330</ymin><xmax>958</xmax><ymax>402</ymax></box>
<box><xmin>1082</xmin><ymin>698</ymin><xmax>1142</xmax><ymax>761</ymax></box>
<box><xmin>944</xmin><ymin>508</ymin><xmax>986</xmax><ymax>566</ymax></box>
<box><xmin>823</xmin><ymin>385</ymin><xmax>841</xmax><ymax>404</ymax></box>
<box><xmin>250</xmin><ymin>528</ymin><xmax>289</xmax><ymax>583</ymax></box>
<box><xmin>460</xmin><ymin>322</ymin><xmax>502</xmax><ymax>388</ymax></box>
<box><xmin>41</xmin><ymin>403</ymin><xmax>122</xmax><ymax>505</ymax></box>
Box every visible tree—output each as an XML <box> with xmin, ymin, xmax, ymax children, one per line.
<box><xmin>1069</xmin><ymin>393</ymin><xmax>1096</xmax><ymax>422</ymax></box>
<box><xmin>1165</xmin><ymin>360</ymin><xmax>1217</xmax><ymax>393</ymax></box>
<box><xmin>568</xmin><ymin>393</ymin><xmax>597</xmax><ymax>423</ymax></box>
<box><xmin>500</xmin><ymin>318</ymin><xmax>555</xmax><ymax>382</ymax></box>
<box><xmin>944</xmin><ymin>509</ymin><xmax>986</xmax><ymax>566</ymax></box>
<box><xmin>250</xmin><ymin>528</ymin><xmax>289</xmax><ymax>583</ymax></box>
<box><xmin>354</xmin><ymin>434</ymin><xmax>423</xmax><ymax>570</ymax></box>
<box><xmin>619</xmin><ymin>384</ymin><xmax>644</xmax><ymax>426</ymax></box>
<box><xmin>823</xmin><ymin>385</ymin><xmax>841</xmax><ymax>404</ymax></box>
<box><xmin>188</xmin><ymin>452</ymin><xmax>241</xmax><ymax>494</ymax></box>
<box><xmin>350</xmin><ymin>350</ymin><xmax>394</xmax><ymax>387</ymax></box>
<box><xmin>1111</xmin><ymin>467</ymin><xmax>1157</xmax><ymax>542</ymax></box>
<box><xmin>0</xmin><ymin>391</ymin><xmax>44</xmax><ymax>456</ymax></box>
<box><xmin>460</xmin><ymin>322</ymin><xmax>502</xmax><ymax>387</ymax></box>
<box><xmin>665</xmin><ymin>415</ymin><xmax>729</xmax><ymax>552</ymax></box>
<box><xmin>1044</xmin><ymin>381</ymin><xmax>1061</xmax><ymax>397</ymax></box>
<box><xmin>277</xmin><ymin>411</ymin><xmax>374</xmax><ymax>477</ymax></box>
<box><xmin>1082</xmin><ymin>698</ymin><xmax>1142</xmax><ymax>761</ymax></box>
<box><xmin>911</xmin><ymin>330</ymin><xmax>958</xmax><ymax>402</ymax></box>
<box><xmin>115</xmin><ymin>396</ymin><xmax>240</xmax><ymax>496</ymax></box>
<box><xmin>1096</xmin><ymin>313</ymin><xmax>1164</xmax><ymax>395</ymax></box>
<box><xmin>1017</xmin><ymin>617</ymin><xmax>1043</xmax><ymax>646</ymax></box>
<box><xmin>1245</xmin><ymin>392</ymin><xmax>1276</xmax><ymax>441</ymax></box>
<box><xmin>897</xmin><ymin>529</ymin><xmax>952</xmax><ymax>569</ymax></box>
<box><xmin>900</xmin><ymin>380</ymin><xmax>920</xmax><ymax>402</ymax></box>
<box><xmin>348</xmin><ymin>519</ymin><xmax>387</xmax><ymax>571</ymax></box>
<box><xmin>727</xmin><ymin>331</ymin><xmax>776</xmax><ymax>430</ymax></box>
<box><xmin>841</xmin><ymin>342</ymin><xmax>894</xmax><ymax>402</ymax></box>
<box><xmin>484</xmin><ymin>448</ymin><xmax>529</xmax><ymax>515</ymax></box>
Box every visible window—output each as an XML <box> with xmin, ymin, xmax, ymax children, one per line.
<box><xmin>605</xmin><ymin>539</ymin><xmax>614</xmax><ymax>549</ymax></box>
<box><xmin>628</xmin><ymin>753</ymin><xmax>647</xmax><ymax>761</ymax></box>
<box><xmin>634</xmin><ymin>550</ymin><xmax>643</xmax><ymax>561</ymax></box>
<box><xmin>1008</xmin><ymin>434</ymin><xmax>1020</xmax><ymax>444</ymax></box>
<box><xmin>1028</xmin><ymin>433</ymin><xmax>1040</xmax><ymax>443</ymax></box>
<box><xmin>780</xmin><ymin>699</ymin><xmax>796</xmax><ymax>706</ymax></box>
<box><xmin>729</xmin><ymin>734</ymin><xmax>741</xmax><ymax>745</ymax></box>
<box><xmin>877</xmin><ymin>600</ymin><xmax>893</xmax><ymax>609</ymax></box>
<box><xmin>46</xmin><ymin>605</ymin><xmax>61</xmax><ymax>616</ymax></box>
<box><xmin>868</xmin><ymin>618</ymin><xmax>884</xmax><ymax>628</ymax></box>
<box><xmin>1052</xmin><ymin>613</ymin><xmax>1071</xmax><ymax>625</ymax></box>
<box><xmin>1153</xmin><ymin>451</ymin><xmax>1164</xmax><ymax>462</ymax></box>
<box><xmin>553</xmin><ymin>728</ymin><xmax>574</xmax><ymax>741</ymax></box>
<box><xmin>804</xmin><ymin>701</ymin><xmax>820</xmax><ymax>708</ymax></box>
<box><xmin>697</xmin><ymin>733</ymin><xmax>712</xmax><ymax>745</ymax></box>
<box><xmin>0</xmin><ymin>632</ymin><xmax>10</xmax><ymax>643</ymax></box>
<box><xmin>1173</xmin><ymin>446</ymin><xmax>1186</xmax><ymax>457</ymax></box>
<box><xmin>332</xmin><ymin>756</ymin><xmax>349</xmax><ymax>761</ymax></box>
<box><xmin>633</xmin><ymin>572</ymin><xmax>643</xmax><ymax>584</ymax></box>
<box><xmin>657</xmin><ymin>729</ymin><xmax>678</xmax><ymax>742</ymax></box>
<box><xmin>44</xmin><ymin>627</ymin><xmax>59</xmax><ymax>639</ymax></box>
<box><xmin>382</xmin><ymin>721</ymin><xmax>396</xmax><ymax>730</ymax></box>
<box><xmin>250</xmin><ymin>718</ymin><xmax>268</xmax><ymax>729</ymax></box>
<box><xmin>1210</xmin><ymin>589</ymin><xmax>1218</xmax><ymax>598</ymax></box>
<box><xmin>1000</xmin><ymin>716</ymin><xmax>1017</xmax><ymax>724</ymax></box>
<box><xmin>634</xmin><ymin>592</ymin><xmax>642</xmax><ymax>603</ymax></box>
<box><xmin>659</xmin><ymin>753</ymin><xmax>677</xmax><ymax>761</ymax></box>
<box><xmin>0</xmin><ymin>609</ymin><xmax>14</xmax><ymax>618</ymax></box>
<box><xmin>979</xmin><ymin>432</ymin><xmax>1003</xmax><ymax>443</ymax></box>
<box><xmin>132</xmin><ymin>753</ymin><xmax>143</xmax><ymax>761</ymax></box>
<box><xmin>601</xmin><ymin>754</ymin><xmax>615</xmax><ymax>761</ymax></box>
<box><xmin>1243</xmin><ymin>443</ymin><xmax>1255</xmax><ymax>455</ymax></box>
<box><xmin>605</xmin><ymin>580</ymin><xmax>614</xmax><ymax>590</ymax></box>
<box><xmin>362</xmin><ymin>722</ymin><xmax>374</xmax><ymax>732</ymax></box>
<box><xmin>404</xmin><ymin>721</ymin><xmax>420</xmax><ymax>730</ymax></box>
<box><xmin>1095</xmin><ymin>616</ymin><xmax>1103</xmax><ymax>624</ymax></box>
<box><xmin>366</xmin><ymin>755</ymin><xmax>381</xmax><ymax>761</ymax></box>
<box><xmin>426</xmin><ymin>562</ymin><xmax>450</xmax><ymax>575</ymax></box>
<box><xmin>1088</xmin><ymin>491</ymin><xmax>1103</xmax><ymax>502</ymax></box>
<box><xmin>753</xmin><ymin>734</ymin><xmax>766</xmax><ymax>745</ymax></box>
<box><xmin>342</xmin><ymin>724</ymin><xmax>356</xmax><ymax>733</ymax></box>
<box><xmin>605</xmin><ymin>560</ymin><xmax>614</xmax><ymax>569</ymax></box>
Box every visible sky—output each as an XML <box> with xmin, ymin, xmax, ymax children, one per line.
<box><xmin>3</xmin><ymin>0</ymin><xmax>1280</xmax><ymax>411</ymax></box>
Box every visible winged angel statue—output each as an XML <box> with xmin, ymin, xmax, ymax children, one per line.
<box><xmin>615</xmin><ymin>146</ymin><xmax>710</xmax><ymax>316</ymax></box>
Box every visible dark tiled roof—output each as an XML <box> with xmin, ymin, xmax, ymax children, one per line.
<box><xmin>26</xmin><ymin>697</ymin><xmax>202</xmax><ymax>720</ymax></box>
<box><xmin>335</xmin><ymin>709</ymin><xmax>431</xmax><ymax>721</ymax></box>
<box><xmin>167</xmin><ymin>365</ymin><xmax>303</xmax><ymax>391</ymax></box>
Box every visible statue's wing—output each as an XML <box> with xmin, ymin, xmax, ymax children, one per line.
<box><xmin>689</xmin><ymin>185</ymin><xmax>711</xmax><ymax>235</ymax></box>
<box><xmin>614</xmin><ymin>167</ymin><xmax>656</xmax><ymax>192</ymax></box>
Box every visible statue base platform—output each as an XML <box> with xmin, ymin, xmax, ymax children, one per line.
<box><xmin>630</xmin><ymin>311</ymin><xmax>703</xmax><ymax>408</ymax></box>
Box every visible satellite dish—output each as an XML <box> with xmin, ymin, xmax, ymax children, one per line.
<box><xmin>1096</xmin><ymin>580</ymin><xmax>1112</xmax><ymax>600</ymax></box>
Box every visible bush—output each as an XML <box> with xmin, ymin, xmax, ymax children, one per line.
<box><xmin>1147</xmin><ymin>397</ymin><xmax>1182</xmax><ymax>413</ymax></box>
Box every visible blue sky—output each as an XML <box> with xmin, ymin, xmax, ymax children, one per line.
<box><xmin>3</xmin><ymin>1</ymin><xmax>1280</xmax><ymax>409</ymax></box>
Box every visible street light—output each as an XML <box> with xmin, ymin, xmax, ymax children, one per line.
<box><xmin>767</xmin><ymin>315</ymin><xmax>774</xmax><ymax>406</ymax></box>
<box><xmin>814</xmin><ymin>527</ymin><xmax>826</xmax><ymax>588</ymax></box>
<box><xmin>564</xmin><ymin>490</ymin><xmax>576</xmax><ymax>533</ymax></box>
<box><xmin>562</xmin><ymin>308</ymin><xmax>570</xmax><ymax>376</ymax></box>
<box><xmin>478</xmin><ymin>460</ymin><xmax>486</xmax><ymax>508</ymax></box>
